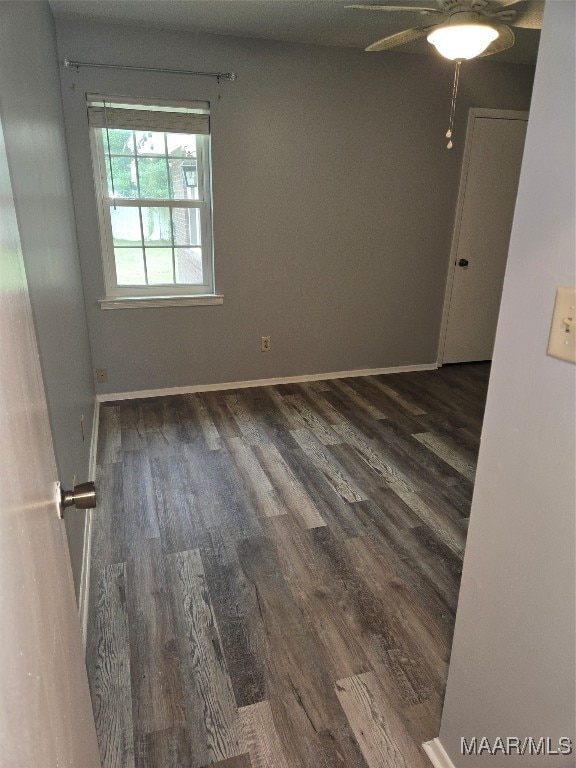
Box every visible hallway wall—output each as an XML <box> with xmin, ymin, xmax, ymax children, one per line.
<box><xmin>438</xmin><ymin>1</ymin><xmax>575</xmax><ymax>763</ymax></box>
<box><xmin>0</xmin><ymin>1</ymin><xmax>95</xmax><ymax>597</ymax></box>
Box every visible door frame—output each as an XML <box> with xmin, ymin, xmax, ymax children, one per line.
<box><xmin>436</xmin><ymin>108</ymin><xmax>529</xmax><ymax>366</ymax></box>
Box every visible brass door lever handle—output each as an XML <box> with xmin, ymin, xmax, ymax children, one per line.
<box><xmin>58</xmin><ymin>481</ymin><xmax>97</xmax><ymax>518</ymax></box>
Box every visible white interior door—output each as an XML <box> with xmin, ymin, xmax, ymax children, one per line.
<box><xmin>441</xmin><ymin>111</ymin><xmax>528</xmax><ymax>364</ymax></box>
<box><xmin>0</xmin><ymin>116</ymin><xmax>101</xmax><ymax>765</ymax></box>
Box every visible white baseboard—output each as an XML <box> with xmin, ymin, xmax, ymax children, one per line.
<box><xmin>423</xmin><ymin>738</ymin><xmax>457</xmax><ymax>768</ymax></box>
<box><xmin>96</xmin><ymin>363</ymin><xmax>438</xmax><ymax>403</ymax></box>
<box><xmin>78</xmin><ymin>399</ymin><xmax>100</xmax><ymax>651</ymax></box>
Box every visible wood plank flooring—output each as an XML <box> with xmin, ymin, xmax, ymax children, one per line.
<box><xmin>88</xmin><ymin>363</ymin><xmax>490</xmax><ymax>768</ymax></box>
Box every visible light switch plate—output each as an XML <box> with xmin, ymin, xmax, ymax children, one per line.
<box><xmin>547</xmin><ymin>286</ymin><xmax>576</xmax><ymax>364</ymax></box>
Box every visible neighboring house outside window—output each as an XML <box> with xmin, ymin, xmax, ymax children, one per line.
<box><xmin>88</xmin><ymin>96</ymin><xmax>220</xmax><ymax>307</ymax></box>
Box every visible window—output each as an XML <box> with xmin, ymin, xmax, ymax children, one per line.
<box><xmin>88</xmin><ymin>97</ymin><xmax>219</xmax><ymax>306</ymax></box>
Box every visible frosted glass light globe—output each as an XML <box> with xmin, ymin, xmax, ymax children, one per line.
<box><xmin>427</xmin><ymin>24</ymin><xmax>499</xmax><ymax>60</ymax></box>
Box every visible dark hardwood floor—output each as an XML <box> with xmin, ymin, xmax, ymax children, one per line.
<box><xmin>88</xmin><ymin>363</ymin><xmax>490</xmax><ymax>768</ymax></box>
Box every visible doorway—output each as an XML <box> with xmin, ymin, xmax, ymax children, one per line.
<box><xmin>439</xmin><ymin>109</ymin><xmax>528</xmax><ymax>364</ymax></box>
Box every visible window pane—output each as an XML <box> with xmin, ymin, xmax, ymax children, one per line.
<box><xmin>110</xmin><ymin>206</ymin><xmax>141</xmax><ymax>246</ymax></box>
<box><xmin>167</xmin><ymin>133</ymin><xmax>197</xmax><ymax>158</ymax></box>
<box><xmin>175</xmin><ymin>247</ymin><xmax>203</xmax><ymax>284</ymax></box>
<box><xmin>115</xmin><ymin>247</ymin><xmax>146</xmax><ymax>285</ymax></box>
<box><xmin>145</xmin><ymin>248</ymin><xmax>174</xmax><ymax>285</ymax></box>
<box><xmin>141</xmin><ymin>207</ymin><xmax>172</xmax><ymax>246</ymax></box>
<box><xmin>101</xmin><ymin>128</ymin><xmax>134</xmax><ymax>156</ymax></box>
<box><xmin>94</xmin><ymin>112</ymin><xmax>213</xmax><ymax>296</ymax></box>
<box><xmin>169</xmin><ymin>158</ymin><xmax>199</xmax><ymax>201</ymax></box>
<box><xmin>137</xmin><ymin>157</ymin><xmax>169</xmax><ymax>199</ymax></box>
<box><xmin>173</xmin><ymin>208</ymin><xmax>201</xmax><ymax>246</ymax></box>
<box><xmin>106</xmin><ymin>156</ymin><xmax>137</xmax><ymax>198</ymax></box>
<box><xmin>135</xmin><ymin>130</ymin><xmax>165</xmax><ymax>156</ymax></box>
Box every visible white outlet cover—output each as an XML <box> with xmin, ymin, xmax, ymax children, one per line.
<box><xmin>547</xmin><ymin>286</ymin><xmax>576</xmax><ymax>364</ymax></box>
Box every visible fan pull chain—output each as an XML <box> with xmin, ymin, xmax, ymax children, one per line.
<box><xmin>446</xmin><ymin>60</ymin><xmax>461</xmax><ymax>150</ymax></box>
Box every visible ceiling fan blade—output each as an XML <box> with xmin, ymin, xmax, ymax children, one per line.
<box><xmin>366</xmin><ymin>25</ymin><xmax>430</xmax><ymax>51</ymax></box>
<box><xmin>509</xmin><ymin>0</ymin><xmax>544</xmax><ymax>29</ymax></box>
<box><xmin>347</xmin><ymin>4</ymin><xmax>440</xmax><ymax>11</ymax></box>
<box><xmin>488</xmin><ymin>0</ymin><xmax>523</xmax><ymax>7</ymax></box>
<box><xmin>477</xmin><ymin>24</ymin><xmax>515</xmax><ymax>57</ymax></box>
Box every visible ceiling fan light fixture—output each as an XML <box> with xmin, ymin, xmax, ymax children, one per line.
<box><xmin>427</xmin><ymin>23</ymin><xmax>499</xmax><ymax>60</ymax></box>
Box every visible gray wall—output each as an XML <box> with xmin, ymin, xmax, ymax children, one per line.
<box><xmin>56</xmin><ymin>18</ymin><xmax>534</xmax><ymax>395</ymax></box>
<box><xmin>0</xmin><ymin>2</ymin><xmax>95</xmax><ymax>596</ymax></box>
<box><xmin>438</xmin><ymin>1</ymin><xmax>575</xmax><ymax>764</ymax></box>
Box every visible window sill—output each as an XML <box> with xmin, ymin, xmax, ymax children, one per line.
<box><xmin>99</xmin><ymin>294</ymin><xmax>224</xmax><ymax>310</ymax></box>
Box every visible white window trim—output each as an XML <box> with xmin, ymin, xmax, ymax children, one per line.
<box><xmin>89</xmin><ymin>101</ymin><xmax>219</xmax><ymax>306</ymax></box>
<box><xmin>98</xmin><ymin>294</ymin><xmax>224</xmax><ymax>310</ymax></box>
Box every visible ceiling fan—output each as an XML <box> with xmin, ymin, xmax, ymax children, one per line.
<box><xmin>347</xmin><ymin>0</ymin><xmax>543</xmax><ymax>60</ymax></box>
<box><xmin>348</xmin><ymin>0</ymin><xmax>542</xmax><ymax>148</ymax></box>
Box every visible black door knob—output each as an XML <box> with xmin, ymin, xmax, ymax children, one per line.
<box><xmin>458</xmin><ymin>259</ymin><xmax>469</xmax><ymax>267</ymax></box>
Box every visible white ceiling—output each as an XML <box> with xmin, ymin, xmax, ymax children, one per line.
<box><xmin>49</xmin><ymin>0</ymin><xmax>542</xmax><ymax>64</ymax></box>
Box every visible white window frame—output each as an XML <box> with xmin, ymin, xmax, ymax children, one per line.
<box><xmin>89</xmin><ymin>98</ymin><xmax>220</xmax><ymax>307</ymax></box>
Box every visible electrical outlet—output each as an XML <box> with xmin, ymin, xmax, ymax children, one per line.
<box><xmin>261</xmin><ymin>336</ymin><xmax>271</xmax><ymax>352</ymax></box>
<box><xmin>96</xmin><ymin>368</ymin><xmax>108</xmax><ymax>383</ymax></box>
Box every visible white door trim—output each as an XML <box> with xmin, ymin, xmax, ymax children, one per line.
<box><xmin>78</xmin><ymin>399</ymin><xmax>100</xmax><ymax>650</ymax></box>
<box><xmin>436</xmin><ymin>108</ymin><xmax>529</xmax><ymax>366</ymax></box>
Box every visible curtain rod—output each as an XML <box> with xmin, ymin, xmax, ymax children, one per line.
<box><xmin>63</xmin><ymin>58</ymin><xmax>237</xmax><ymax>81</ymax></box>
